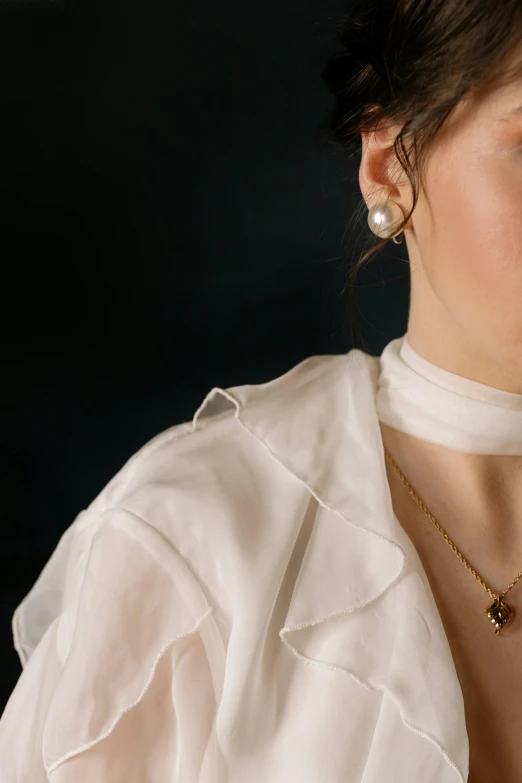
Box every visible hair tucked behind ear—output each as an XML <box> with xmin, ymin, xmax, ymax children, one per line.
<box><xmin>316</xmin><ymin>0</ymin><xmax>522</xmax><ymax>347</ymax></box>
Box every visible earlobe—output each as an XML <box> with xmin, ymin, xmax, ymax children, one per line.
<box><xmin>368</xmin><ymin>200</ymin><xmax>407</xmax><ymax>242</ymax></box>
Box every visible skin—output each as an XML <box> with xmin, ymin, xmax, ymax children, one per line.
<box><xmin>359</xmin><ymin>71</ymin><xmax>522</xmax><ymax>578</ymax></box>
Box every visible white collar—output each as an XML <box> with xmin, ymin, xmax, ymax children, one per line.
<box><xmin>193</xmin><ymin>345</ymin><xmax>469</xmax><ymax>783</ymax></box>
<box><xmin>377</xmin><ymin>334</ymin><xmax>522</xmax><ymax>454</ymax></box>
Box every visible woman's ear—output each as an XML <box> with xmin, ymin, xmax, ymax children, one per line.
<box><xmin>359</xmin><ymin>123</ymin><xmax>414</xmax><ymax>224</ymax></box>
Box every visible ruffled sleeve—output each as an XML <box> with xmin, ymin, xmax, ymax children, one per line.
<box><xmin>0</xmin><ymin>507</ymin><xmax>227</xmax><ymax>783</ymax></box>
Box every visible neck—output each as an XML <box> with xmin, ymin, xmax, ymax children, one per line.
<box><xmin>406</xmin><ymin>237</ymin><xmax>522</xmax><ymax>393</ymax></box>
<box><xmin>380</xmin><ymin>318</ymin><xmax>522</xmax><ymax>565</ymax></box>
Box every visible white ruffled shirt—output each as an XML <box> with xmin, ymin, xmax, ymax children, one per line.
<box><xmin>3</xmin><ymin>332</ymin><xmax>519</xmax><ymax>782</ymax></box>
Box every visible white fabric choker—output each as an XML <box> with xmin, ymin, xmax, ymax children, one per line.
<box><xmin>376</xmin><ymin>333</ymin><xmax>522</xmax><ymax>455</ymax></box>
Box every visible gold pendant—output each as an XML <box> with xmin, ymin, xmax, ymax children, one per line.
<box><xmin>485</xmin><ymin>596</ymin><xmax>514</xmax><ymax>634</ymax></box>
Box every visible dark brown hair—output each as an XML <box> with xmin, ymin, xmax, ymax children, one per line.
<box><xmin>318</xmin><ymin>0</ymin><xmax>522</xmax><ymax>344</ymax></box>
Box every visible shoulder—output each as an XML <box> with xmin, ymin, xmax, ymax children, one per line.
<box><xmin>87</xmin><ymin>348</ymin><xmax>375</xmax><ymax>515</ymax></box>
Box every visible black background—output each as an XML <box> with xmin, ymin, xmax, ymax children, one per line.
<box><xmin>0</xmin><ymin>0</ymin><xmax>409</xmax><ymax>712</ymax></box>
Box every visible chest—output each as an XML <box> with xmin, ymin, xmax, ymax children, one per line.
<box><xmin>385</xmin><ymin>461</ymin><xmax>522</xmax><ymax>783</ymax></box>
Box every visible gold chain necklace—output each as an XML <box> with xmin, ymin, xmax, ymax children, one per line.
<box><xmin>384</xmin><ymin>446</ymin><xmax>522</xmax><ymax>635</ymax></box>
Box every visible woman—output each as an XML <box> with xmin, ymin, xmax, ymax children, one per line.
<box><xmin>2</xmin><ymin>0</ymin><xmax>522</xmax><ymax>780</ymax></box>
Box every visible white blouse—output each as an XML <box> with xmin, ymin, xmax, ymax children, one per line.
<box><xmin>6</xmin><ymin>331</ymin><xmax>519</xmax><ymax>783</ymax></box>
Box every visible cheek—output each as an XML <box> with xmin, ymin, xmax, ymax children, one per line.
<box><xmin>415</xmin><ymin>152</ymin><xmax>522</xmax><ymax>328</ymax></box>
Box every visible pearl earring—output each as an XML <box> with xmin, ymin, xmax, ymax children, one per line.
<box><xmin>368</xmin><ymin>200</ymin><xmax>405</xmax><ymax>245</ymax></box>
